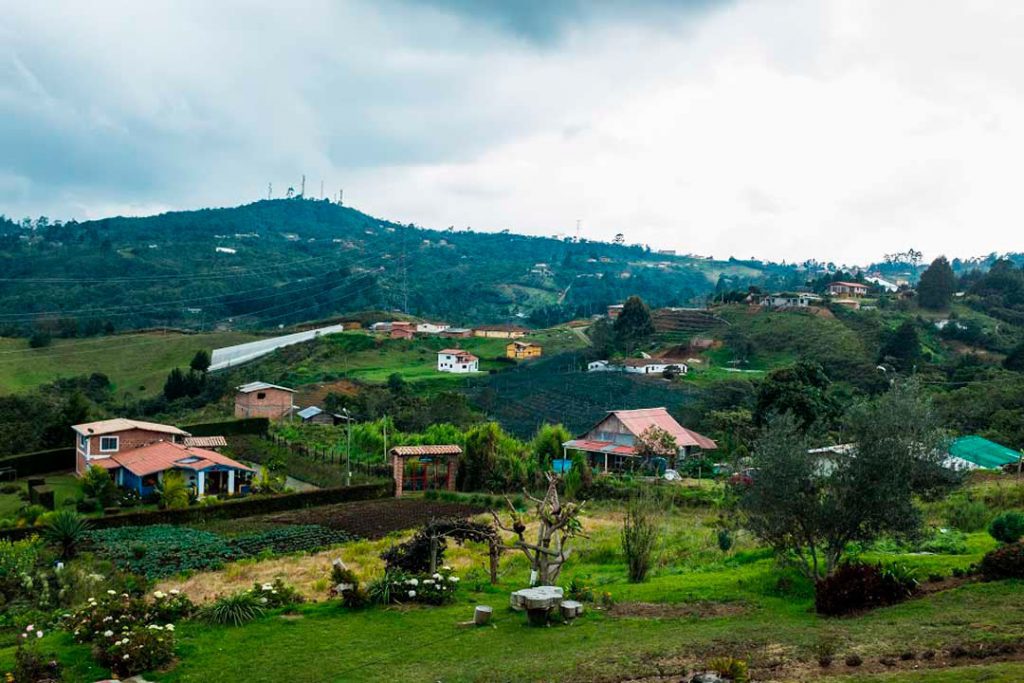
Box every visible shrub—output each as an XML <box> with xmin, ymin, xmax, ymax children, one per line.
<box><xmin>150</xmin><ymin>588</ymin><xmax>195</xmax><ymax>621</ymax></box>
<box><xmin>717</xmin><ymin>528</ymin><xmax>734</xmax><ymax>553</ymax></box>
<box><xmin>706</xmin><ymin>656</ymin><xmax>749</xmax><ymax>683</ymax></box>
<box><xmin>18</xmin><ymin>504</ymin><xmax>47</xmax><ymax>526</ymax></box>
<box><xmin>979</xmin><ymin>541</ymin><xmax>1024</xmax><ymax>580</ymax></box>
<box><xmin>567</xmin><ymin>576</ymin><xmax>595</xmax><ymax>602</ymax></box>
<box><xmin>845</xmin><ymin>654</ymin><xmax>863</xmax><ymax>667</ymax></box>
<box><xmin>370</xmin><ymin>567</ymin><xmax>460</xmax><ymax>605</ymax></box>
<box><xmin>201</xmin><ymin>591</ymin><xmax>265</xmax><ymax>626</ymax></box>
<box><xmin>157</xmin><ymin>470</ymin><xmax>189</xmax><ymax>510</ymax></box>
<box><xmin>81</xmin><ymin>466</ymin><xmax>118</xmax><ymax>508</ymax></box>
<box><xmin>621</xmin><ymin>495</ymin><xmax>659</xmax><ymax>583</ymax></box>
<box><xmin>64</xmin><ymin>592</ymin><xmax>149</xmax><ymax>643</ymax></box>
<box><xmin>43</xmin><ymin>509</ymin><xmax>89</xmax><ymax>559</ymax></box>
<box><xmin>914</xmin><ymin>528</ymin><xmax>967</xmax><ymax>555</ymax></box>
<box><xmin>988</xmin><ymin>511</ymin><xmax>1024</xmax><ymax>544</ymax></box>
<box><xmin>945</xmin><ymin>497</ymin><xmax>991</xmax><ymax>532</ymax></box>
<box><xmin>250</xmin><ymin>578</ymin><xmax>303</xmax><ymax>608</ymax></box>
<box><xmin>96</xmin><ymin>624</ymin><xmax>175</xmax><ymax>678</ymax></box>
<box><xmin>814</xmin><ymin>562</ymin><xmax>917</xmax><ymax>616</ymax></box>
<box><xmin>13</xmin><ymin>625</ymin><xmax>61</xmax><ymax>683</ymax></box>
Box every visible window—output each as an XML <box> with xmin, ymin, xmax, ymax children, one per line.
<box><xmin>99</xmin><ymin>436</ymin><xmax>119</xmax><ymax>452</ymax></box>
<box><xmin>257</xmin><ymin>392</ymin><xmax>266</xmax><ymax>400</ymax></box>
<box><xmin>79</xmin><ymin>434</ymin><xmax>88</xmax><ymax>450</ymax></box>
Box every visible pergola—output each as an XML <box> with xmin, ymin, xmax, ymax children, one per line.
<box><xmin>390</xmin><ymin>445</ymin><xmax>461</xmax><ymax>497</ymax></box>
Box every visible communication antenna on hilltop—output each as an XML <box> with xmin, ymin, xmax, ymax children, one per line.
<box><xmin>300</xmin><ymin>174</ymin><xmax>306</xmax><ymax>198</ymax></box>
<box><xmin>320</xmin><ymin>179</ymin><xmax>324</xmax><ymax>200</ymax></box>
<box><xmin>338</xmin><ymin>189</ymin><xmax>344</xmax><ymax>206</ymax></box>
<box><xmin>267</xmin><ymin>183</ymin><xmax>272</xmax><ymax>200</ymax></box>
<box><xmin>576</xmin><ymin>219</ymin><xmax>581</xmax><ymax>242</ymax></box>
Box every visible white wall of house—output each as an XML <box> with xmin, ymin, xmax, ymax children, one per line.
<box><xmin>437</xmin><ymin>352</ymin><xmax>478</xmax><ymax>373</ymax></box>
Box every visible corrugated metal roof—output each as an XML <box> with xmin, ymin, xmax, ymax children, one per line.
<box><xmin>236</xmin><ymin>381</ymin><xmax>295</xmax><ymax>394</ymax></box>
<box><xmin>297</xmin><ymin>406</ymin><xmax>323</xmax><ymax>419</ymax></box>
<box><xmin>183</xmin><ymin>436</ymin><xmax>228</xmax><ymax>449</ymax></box>
<box><xmin>949</xmin><ymin>436</ymin><xmax>1021</xmax><ymax>469</ymax></box>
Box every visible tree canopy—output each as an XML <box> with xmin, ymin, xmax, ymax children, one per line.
<box><xmin>917</xmin><ymin>256</ymin><xmax>956</xmax><ymax>310</ymax></box>
<box><xmin>613</xmin><ymin>296</ymin><xmax>655</xmax><ymax>352</ymax></box>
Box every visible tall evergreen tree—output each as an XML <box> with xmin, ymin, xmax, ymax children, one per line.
<box><xmin>917</xmin><ymin>256</ymin><xmax>956</xmax><ymax>310</ymax></box>
<box><xmin>613</xmin><ymin>295</ymin><xmax>655</xmax><ymax>352</ymax></box>
<box><xmin>879</xmin><ymin>320</ymin><xmax>922</xmax><ymax>371</ymax></box>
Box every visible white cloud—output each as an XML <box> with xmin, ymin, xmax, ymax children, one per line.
<box><xmin>2</xmin><ymin>0</ymin><xmax>1024</xmax><ymax>263</ymax></box>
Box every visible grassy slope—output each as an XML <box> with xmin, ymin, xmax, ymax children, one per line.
<box><xmin>0</xmin><ymin>330</ymin><xmax>258</xmax><ymax>395</ymax></box>
<box><xmin>4</xmin><ymin>498</ymin><xmax>1021</xmax><ymax>683</ymax></box>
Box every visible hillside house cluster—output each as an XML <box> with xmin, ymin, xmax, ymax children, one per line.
<box><xmin>73</xmin><ymin>418</ymin><xmax>253</xmax><ymax>498</ymax></box>
<box><xmin>437</xmin><ymin>348</ymin><xmax>479</xmax><ymax>373</ymax></box>
<box><xmin>562</xmin><ymin>408</ymin><xmax>716</xmax><ymax>472</ymax></box>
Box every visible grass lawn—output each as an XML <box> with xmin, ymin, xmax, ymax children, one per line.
<box><xmin>0</xmin><ymin>330</ymin><xmax>258</xmax><ymax>395</ymax></box>
<box><xmin>5</xmin><ymin>493</ymin><xmax>1023</xmax><ymax>682</ymax></box>
<box><xmin>0</xmin><ymin>474</ymin><xmax>80</xmax><ymax>520</ymax></box>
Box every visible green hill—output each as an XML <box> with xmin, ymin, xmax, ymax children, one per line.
<box><xmin>0</xmin><ymin>200</ymin><xmax>800</xmax><ymax>335</ymax></box>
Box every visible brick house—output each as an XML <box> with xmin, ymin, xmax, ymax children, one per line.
<box><xmin>506</xmin><ymin>341</ymin><xmax>542</xmax><ymax>360</ymax></box>
<box><xmin>827</xmin><ymin>281</ymin><xmax>868</xmax><ymax>297</ymax></box>
<box><xmin>72</xmin><ymin>418</ymin><xmax>189</xmax><ymax>476</ymax></box>
<box><xmin>234</xmin><ymin>381</ymin><xmax>295</xmax><ymax>419</ymax></box>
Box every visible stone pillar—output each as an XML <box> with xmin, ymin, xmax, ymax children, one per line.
<box><xmin>392</xmin><ymin>454</ymin><xmax>403</xmax><ymax>498</ymax></box>
<box><xmin>197</xmin><ymin>470</ymin><xmax>205</xmax><ymax>498</ymax></box>
<box><xmin>227</xmin><ymin>469</ymin><xmax>235</xmax><ymax>495</ymax></box>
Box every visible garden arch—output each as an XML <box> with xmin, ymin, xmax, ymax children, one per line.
<box><xmin>390</xmin><ymin>445</ymin><xmax>461</xmax><ymax>497</ymax></box>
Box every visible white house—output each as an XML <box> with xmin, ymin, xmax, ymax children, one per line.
<box><xmin>587</xmin><ymin>359</ymin><xmax>687</xmax><ymax>375</ymax></box>
<box><xmin>437</xmin><ymin>349</ymin><xmax>479</xmax><ymax>373</ymax></box>
<box><xmin>416</xmin><ymin>322</ymin><xmax>450</xmax><ymax>335</ymax></box>
<box><xmin>761</xmin><ymin>293</ymin><xmax>822</xmax><ymax>309</ymax></box>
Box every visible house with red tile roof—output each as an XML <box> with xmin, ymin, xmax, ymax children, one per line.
<box><xmin>72</xmin><ymin>418</ymin><xmax>252</xmax><ymax>498</ymax></box>
<box><xmin>562</xmin><ymin>407</ymin><xmax>716</xmax><ymax>473</ymax></box>
<box><xmin>436</xmin><ymin>348</ymin><xmax>479</xmax><ymax>373</ymax></box>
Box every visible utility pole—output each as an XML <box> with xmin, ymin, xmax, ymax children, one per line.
<box><xmin>320</xmin><ymin>179</ymin><xmax>324</xmax><ymax>200</ymax></box>
<box><xmin>300</xmin><ymin>174</ymin><xmax>306</xmax><ymax>198</ymax></box>
<box><xmin>339</xmin><ymin>189</ymin><xmax>343</xmax><ymax>206</ymax></box>
<box><xmin>342</xmin><ymin>408</ymin><xmax>352</xmax><ymax>487</ymax></box>
<box><xmin>267</xmin><ymin>182</ymin><xmax>272</xmax><ymax>200</ymax></box>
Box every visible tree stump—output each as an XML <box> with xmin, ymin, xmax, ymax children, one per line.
<box><xmin>559</xmin><ymin>600</ymin><xmax>583</xmax><ymax>621</ymax></box>
<box><xmin>474</xmin><ymin>605</ymin><xmax>493</xmax><ymax>626</ymax></box>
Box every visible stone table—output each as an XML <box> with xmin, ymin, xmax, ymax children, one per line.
<box><xmin>510</xmin><ymin>586</ymin><xmax>564</xmax><ymax>626</ymax></box>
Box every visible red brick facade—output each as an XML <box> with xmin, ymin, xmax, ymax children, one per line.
<box><xmin>234</xmin><ymin>387</ymin><xmax>294</xmax><ymax>419</ymax></box>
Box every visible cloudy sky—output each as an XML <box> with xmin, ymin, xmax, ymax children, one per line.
<box><xmin>2</xmin><ymin>0</ymin><xmax>1023</xmax><ymax>263</ymax></box>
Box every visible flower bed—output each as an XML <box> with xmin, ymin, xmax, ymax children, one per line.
<box><xmin>371</xmin><ymin>567</ymin><xmax>461</xmax><ymax>606</ymax></box>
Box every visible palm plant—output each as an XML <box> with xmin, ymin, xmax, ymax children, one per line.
<box><xmin>43</xmin><ymin>509</ymin><xmax>90</xmax><ymax>559</ymax></box>
<box><xmin>201</xmin><ymin>591</ymin><xmax>265</xmax><ymax>626</ymax></box>
<box><xmin>156</xmin><ymin>470</ymin><xmax>190</xmax><ymax>509</ymax></box>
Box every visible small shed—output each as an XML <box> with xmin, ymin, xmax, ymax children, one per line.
<box><xmin>390</xmin><ymin>445</ymin><xmax>461</xmax><ymax>497</ymax></box>
<box><xmin>296</xmin><ymin>406</ymin><xmax>340</xmax><ymax>425</ymax></box>
<box><xmin>234</xmin><ymin>382</ymin><xmax>295</xmax><ymax>420</ymax></box>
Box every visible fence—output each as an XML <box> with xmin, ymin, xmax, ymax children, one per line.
<box><xmin>262</xmin><ymin>432</ymin><xmax>393</xmax><ymax>480</ymax></box>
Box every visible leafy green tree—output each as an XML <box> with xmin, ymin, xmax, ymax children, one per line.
<box><xmin>754</xmin><ymin>361</ymin><xmax>840</xmax><ymax>433</ymax></box>
<box><xmin>879</xmin><ymin>320</ymin><xmax>922</xmax><ymax>371</ymax></box>
<box><xmin>190</xmin><ymin>349</ymin><xmax>211</xmax><ymax>373</ymax></box>
<box><xmin>28</xmin><ymin>330</ymin><xmax>52</xmax><ymax>348</ymax></box>
<box><xmin>587</xmin><ymin>317</ymin><xmax>616</xmax><ymax>356</ymax></box>
<box><xmin>634</xmin><ymin>425</ymin><xmax>678</xmax><ymax>460</ymax></box>
<box><xmin>613</xmin><ymin>295</ymin><xmax>655</xmax><ymax>352</ymax></box>
<box><xmin>1004</xmin><ymin>341</ymin><xmax>1024</xmax><ymax>372</ymax></box>
<box><xmin>707</xmin><ymin>408</ymin><xmax>756</xmax><ymax>458</ymax></box>
<box><xmin>43</xmin><ymin>509</ymin><xmax>89</xmax><ymax>559</ymax></box>
<box><xmin>531</xmin><ymin>423</ymin><xmax>571</xmax><ymax>469</ymax></box>
<box><xmin>80</xmin><ymin>466</ymin><xmax>118</xmax><ymax>508</ymax></box>
<box><xmin>741</xmin><ymin>383</ymin><xmax>952</xmax><ymax>581</ymax></box>
<box><xmin>917</xmin><ymin>256</ymin><xmax>956</xmax><ymax>310</ymax></box>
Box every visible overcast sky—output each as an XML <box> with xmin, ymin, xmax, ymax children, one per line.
<box><xmin>2</xmin><ymin>0</ymin><xmax>1023</xmax><ymax>264</ymax></box>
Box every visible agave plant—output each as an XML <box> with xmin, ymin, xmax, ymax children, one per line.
<box><xmin>43</xmin><ymin>509</ymin><xmax>90</xmax><ymax>559</ymax></box>
<box><xmin>201</xmin><ymin>591</ymin><xmax>265</xmax><ymax>626</ymax></box>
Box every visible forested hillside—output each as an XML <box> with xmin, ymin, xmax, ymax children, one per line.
<box><xmin>0</xmin><ymin>199</ymin><xmax>800</xmax><ymax>336</ymax></box>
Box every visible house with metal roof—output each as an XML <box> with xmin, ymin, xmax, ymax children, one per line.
<box><xmin>944</xmin><ymin>436</ymin><xmax>1022</xmax><ymax>471</ymax></box>
<box><xmin>234</xmin><ymin>381</ymin><xmax>295</xmax><ymax>420</ymax></box>
<box><xmin>562</xmin><ymin>407</ymin><xmax>716</xmax><ymax>473</ymax></box>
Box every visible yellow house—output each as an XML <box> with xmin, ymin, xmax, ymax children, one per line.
<box><xmin>506</xmin><ymin>341</ymin><xmax>542</xmax><ymax>360</ymax></box>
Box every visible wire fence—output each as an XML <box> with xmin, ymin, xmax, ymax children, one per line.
<box><xmin>261</xmin><ymin>431</ymin><xmax>392</xmax><ymax>480</ymax></box>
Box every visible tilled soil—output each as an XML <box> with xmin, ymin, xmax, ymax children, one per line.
<box><xmin>253</xmin><ymin>498</ymin><xmax>485</xmax><ymax>538</ymax></box>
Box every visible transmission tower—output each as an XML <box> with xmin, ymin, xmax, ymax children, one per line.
<box><xmin>267</xmin><ymin>183</ymin><xmax>272</xmax><ymax>200</ymax></box>
<box><xmin>300</xmin><ymin>174</ymin><xmax>306</xmax><ymax>198</ymax></box>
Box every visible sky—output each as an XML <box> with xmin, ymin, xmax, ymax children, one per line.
<box><xmin>2</xmin><ymin>0</ymin><xmax>1023</xmax><ymax>264</ymax></box>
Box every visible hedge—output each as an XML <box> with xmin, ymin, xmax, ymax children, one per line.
<box><xmin>183</xmin><ymin>418</ymin><xmax>269</xmax><ymax>437</ymax></box>
<box><xmin>0</xmin><ymin>480</ymin><xmax>393</xmax><ymax>540</ymax></box>
<box><xmin>0</xmin><ymin>447</ymin><xmax>75</xmax><ymax>478</ymax></box>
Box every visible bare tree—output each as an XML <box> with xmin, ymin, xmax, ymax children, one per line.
<box><xmin>492</xmin><ymin>473</ymin><xmax>585</xmax><ymax>586</ymax></box>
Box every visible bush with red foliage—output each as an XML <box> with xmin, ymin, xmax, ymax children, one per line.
<box><xmin>980</xmin><ymin>541</ymin><xmax>1024</xmax><ymax>580</ymax></box>
<box><xmin>814</xmin><ymin>562</ymin><xmax>917</xmax><ymax>616</ymax></box>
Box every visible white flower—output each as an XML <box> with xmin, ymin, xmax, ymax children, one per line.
<box><xmin>36</xmin><ymin>631</ymin><xmax>43</xmax><ymax>639</ymax></box>
<box><xmin>165</xmin><ymin>624</ymin><xmax>175</xmax><ymax>631</ymax></box>
<box><xmin>432</xmin><ymin>573</ymin><xmax>442</xmax><ymax>580</ymax></box>
<box><xmin>120</xmin><ymin>638</ymin><xmax>129</xmax><ymax>645</ymax></box>
<box><xmin>107</xmin><ymin>590</ymin><xmax>117</xmax><ymax>595</ymax></box>
<box><xmin>170</xmin><ymin>589</ymin><xmax>180</xmax><ymax>595</ymax></box>
<box><xmin>406</xmin><ymin>578</ymin><xmax>419</xmax><ymax>586</ymax></box>
<box><xmin>259</xmin><ymin>597</ymin><xmax>268</xmax><ymax>605</ymax></box>
<box><xmin>25</xmin><ymin>625</ymin><xmax>34</xmax><ymax>632</ymax></box>
<box><xmin>123</xmin><ymin>654</ymin><xmax>130</xmax><ymax>660</ymax></box>
<box><xmin>261</xmin><ymin>583</ymin><xmax>273</xmax><ymax>591</ymax></box>
<box><xmin>442</xmin><ymin>565</ymin><xmax>452</xmax><ymax>571</ymax></box>
<box><xmin>103</xmin><ymin>616</ymin><xmax>113</xmax><ymax>622</ymax></box>
<box><xmin>423</xmin><ymin>579</ymin><xmax>434</xmax><ymax>585</ymax></box>
<box><xmin>408</xmin><ymin>590</ymin><xmax>416</xmax><ymax>598</ymax></box>
<box><xmin>448</xmin><ymin>576</ymin><xmax>459</xmax><ymax>583</ymax></box>
<box><xmin>153</xmin><ymin>590</ymin><xmax>166</xmax><ymax>599</ymax></box>
<box><xmin>103</xmin><ymin>630</ymin><xmax>114</xmax><ymax>637</ymax></box>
